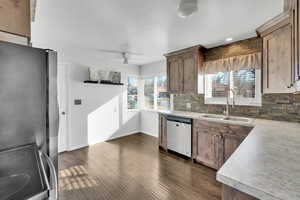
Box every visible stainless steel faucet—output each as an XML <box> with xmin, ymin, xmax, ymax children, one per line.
<box><xmin>225</xmin><ymin>89</ymin><xmax>236</xmax><ymax>117</ymax></box>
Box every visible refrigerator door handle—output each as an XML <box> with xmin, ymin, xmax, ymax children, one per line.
<box><xmin>40</xmin><ymin>151</ymin><xmax>58</xmax><ymax>200</ymax></box>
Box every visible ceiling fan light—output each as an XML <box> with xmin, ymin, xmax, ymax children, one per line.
<box><xmin>178</xmin><ymin>0</ymin><xmax>198</xmax><ymax>18</ymax></box>
<box><xmin>122</xmin><ymin>52</ymin><xmax>129</xmax><ymax>64</ymax></box>
<box><xmin>123</xmin><ymin>58</ymin><xmax>129</xmax><ymax>64</ymax></box>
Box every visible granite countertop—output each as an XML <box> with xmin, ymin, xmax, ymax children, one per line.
<box><xmin>158</xmin><ymin>110</ymin><xmax>300</xmax><ymax>200</ymax></box>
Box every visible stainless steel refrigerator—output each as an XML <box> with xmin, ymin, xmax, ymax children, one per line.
<box><xmin>0</xmin><ymin>41</ymin><xmax>59</xmax><ymax>200</ymax></box>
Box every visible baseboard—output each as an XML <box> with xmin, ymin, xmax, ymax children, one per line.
<box><xmin>105</xmin><ymin>131</ymin><xmax>141</xmax><ymax>142</ymax></box>
<box><xmin>67</xmin><ymin>131</ymin><xmax>140</xmax><ymax>151</ymax></box>
<box><xmin>140</xmin><ymin>131</ymin><xmax>158</xmax><ymax>138</ymax></box>
<box><xmin>68</xmin><ymin>143</ymin><xmax>88</xmax><ymax>152</ymax></box>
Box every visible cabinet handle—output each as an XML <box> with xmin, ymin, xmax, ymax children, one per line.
<box><xmin>215</xmin><ymin>135</ymin><xmax>221</xmax><ymax>139</ymax></box>
<box><xmin>287</xmin><ymin>83</ymin><xmax>294</xmax><ymax>89</ymax></box>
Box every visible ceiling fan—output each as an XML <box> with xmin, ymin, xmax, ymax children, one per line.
<box><xmin>177</xmin><ymin>0</ymin><xmax>198</xmax><ymax>18</ymax></box>
<box><xmin>95</xmin><ymin>49</ymin><xmax>144</xmax><ymax>64</ymax></box>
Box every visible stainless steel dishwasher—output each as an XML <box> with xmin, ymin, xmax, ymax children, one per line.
<box><xmin>166</xmin><ymin>115</ymin><xmax>192</xmax><ymax>157</ymax></box>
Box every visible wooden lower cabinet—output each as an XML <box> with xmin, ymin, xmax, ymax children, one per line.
<box><xmin>223</xmin><ymin>134</ymin><xmax>245</xmax><ymax>163</ymax></box>
<box><xmin>193</xmin><ymin>120</ymin><xmax>224</xmax><ymax>170</ymax></box>
<box><xmin>223</xmin><ymin>125</ymin><xmax>253</xmax><ymax>163</ymax></box>
<box><xmin>222</xmin><ymin>185</ymin><xmax>258</xmax><ymax>200</ymax></box>
<box><xmin>192</xmin><ymin>119</ymin><xmax>253</xmax><ymax>170</ymax></box>
<box><xmin>158</xmin><ymin>114</ymin><xmax>167</xmax><ymax>150</ymax></box>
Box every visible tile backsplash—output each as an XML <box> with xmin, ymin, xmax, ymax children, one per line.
<box><xmin>174</xmin><ymin>93</ymin><xmax>300</xmax><ymax>123</ymax></box>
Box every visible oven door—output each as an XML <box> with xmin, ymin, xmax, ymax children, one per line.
<box><xmin>0</xmin><ymin>144</ymin><xmax>58</xmax><ymax>200</ymax></box>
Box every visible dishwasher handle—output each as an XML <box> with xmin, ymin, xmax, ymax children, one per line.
<box><xmin>166</xmin><ymin>115</ymin><xmax>192</xmax><ymax>124</ymax></box>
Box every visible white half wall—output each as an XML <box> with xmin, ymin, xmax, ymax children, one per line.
<box><xmin>139</xmin><ymin>60</ymin><xmax>166</xmax><ymax>137</ymax></box>
<box><xmin>66</xmin><ymin>63</ymin><xmax>140</xmax><ymax>150</ymax></box>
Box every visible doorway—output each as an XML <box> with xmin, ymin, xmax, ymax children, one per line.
<box><xmin>57</xmin><ymin>63</ymin><xmax>69</xmax><ymax>152</ymax></box>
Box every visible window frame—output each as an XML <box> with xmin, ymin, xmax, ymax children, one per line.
<box><xmin>126</xmin><ymin>75</ymin><xmax>140</xmax><ymax>111</ymax></box>
<box><xmin>204</xmin><ymin>69</ymin><xmax>262</xmax><ymax>107</ymax></box>
<box><xmin>140</xmin><ymin>73</ymin><xmax>171</xmax><ymax>111</ymax></box>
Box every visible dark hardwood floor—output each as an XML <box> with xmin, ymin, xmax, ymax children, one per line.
<box><xmin>58</xmin><ymin>133</ymin><xmax>221</xmax><ymax>200</ymax></box>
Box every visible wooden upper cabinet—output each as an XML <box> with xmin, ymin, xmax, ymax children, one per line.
<box><xmin>165</xmin><ymin>46</ymin><xmax>204</xmax><ymax>94</ymax></box>
<box><xmin>0</xmin><ymin>0</ymin><xmax>31</xmax><ymax>37</ymax></box>
<box><xmin>182</xmin><ymin>53</ymin><xmax>198</xmax><ymax>93</ymax></box>
<box><xmin>167</xmin><ymin>57</ymin><xmax>184</xmax><ymax>93</ymax></box>
<box><xmin>257</xmin><ymin>12</ymin><xmax>296</xmax><ymax>93</ymax></box>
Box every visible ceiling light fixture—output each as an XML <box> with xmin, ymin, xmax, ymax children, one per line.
<box><xmin>178</xmin><ymin>0</ymin><xmax>198</xmax><ymax>18</ymax></box>
<box><xmin>226</xmin><ymin>37</ymin><xmax>233</xmax><ymax>42</ymax></box>
<box><xmin>122</xmin><ymin>52</ymin><xmax>129</xmax><ymax>64</ymax></box>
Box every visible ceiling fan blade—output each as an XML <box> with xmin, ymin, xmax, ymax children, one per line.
<box><xmin>95</xmin><ymin>48</ymin><xmax>143</xmax><ymax>56</ymax></box>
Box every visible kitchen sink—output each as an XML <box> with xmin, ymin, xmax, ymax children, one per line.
<box><xmin>201</xmin><ymin>114</ymin><xmax>224</xmax><ymax>119</ymax></box>
<box><xmin>201</xmin><ymin>114</ymin><xmax>251</xmax><ymax>123</ymax></box>
<box><xmin>223</xmin><ymin>117</ymin><xmax>251</xmax><ymax>122</ymax></box>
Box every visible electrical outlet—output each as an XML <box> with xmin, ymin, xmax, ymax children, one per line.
<box><xmin>186</xmin><ymin>103</ymin><xmax>191</xmax><ymax>109</ymax></box>
<box><xmin>74</xmin><ymin>99</ymin><xmax>82</xmax><ymax>105</ymax></box>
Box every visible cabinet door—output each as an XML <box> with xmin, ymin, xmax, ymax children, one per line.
<box><xmin>263</xmin><ymin>23</ymin><xmax>295</xmax><ymax>93</ymax></box>
<box><xmin>222</xmin><ymin>134</ymin><xmax>245</xmax><ymax>163</ymax></box>
<box><xmin>183</xmin><ymin>53</ymin><xmax>198</xmax><ymax>93</ymax></box>
<box><xmin>167</xmin><ymin>57</ymin><xmax>184</xmax><ymax>93</ymax></box>
<box><xmin>158</xmin><ymin>114</ymin><xmax>167</xmax><ymax>150</ymax></box>
<box><xmin>222</xmin><ymin>185</ymin><xmax>258</xmax><ymax>200</ymax></box>
<box><xmin>193</xmin><ymin>120</ymin><xmax>223</xmax><ymax>170</ymax></box>
<box><xmin>0</xmin><ymin>0</ymin><xmax>31</xmax><ymax>37</ymax></box>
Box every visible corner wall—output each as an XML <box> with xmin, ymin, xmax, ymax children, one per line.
<box><xmin>139</xmin><ymin>60</ymin><xmax>166</xmax><ymax>137</ymax></box>
<box><xmin>66</xmin><ymin>63</ymin><xmax>141</xmax><ymax>150</ymax></box>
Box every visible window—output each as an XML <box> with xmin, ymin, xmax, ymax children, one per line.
<box><xmin>157</xmin><ymin>76</ymin><xmax>170</xmax><ymax>110</ymax></box>
<box><xmin>144</xmin><ymin>77</ymin><xmax>155</xmax><ymax>109</ymax></box>
<box><xmin>205</xmin><ymin>69</ymin><xmax>261</xmax><ymax>106</ymax></box>
<box><xmin>127</xmin><ymin>76</ymin><xmax>139</xmax><ymax>110</ymax></box>
<box><xmin>142</xmin><ymin>75</ymin><xmax>170</xmax><ymax>110</ymax></box>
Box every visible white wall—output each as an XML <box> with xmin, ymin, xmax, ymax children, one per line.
<box><xmin>62</xmin><ymin>59</ymin><xmax>140</xmax><ymax>150</ymax></box>
<box><xmin>139</xmin><ymin>60</ymin><xmax>166</xmax><ymax>137</ymax></box>
<box><xmin>140</xmin><ymin>60</ymin><xmax>167</xmax><ymax>77</ymax></box>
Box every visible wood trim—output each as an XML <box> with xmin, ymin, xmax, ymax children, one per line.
<box><xmin>284</xmin><ymin>0</ymin><xmax>296</xmax><ymax>11</ymax></box>
<box><xmin>257</xmin><ymin>11</ymin><xmax>292</xmax><ymax>37</ymax></box>
<box><xmin>164</xmin><ymin>45</ymin><xmax>205</xmax><ymax>57</ymax></box>
<box><xmin>167</xmin><ymin>61</ymin><xmax>171</xmax><ymax>92</ymax></box>
<box><xmin>158</xmin><ymin>114</ymin><xmax>167</xmax><ymax>151</ymax></box>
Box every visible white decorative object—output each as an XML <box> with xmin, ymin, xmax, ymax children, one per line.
<box><xmin>89</xmin><ymin>68</ymin><xmax>122</xmax><ymax>83</ymax></box>
<box><xmin>89</xmin><ymin>67</ymin><xmax>100</xmax><ymax>81</ymax></box>
<box><xmin>98</xmin><ymin>70</ymin><xmax>110</xmax><ymax>81</ymax></box>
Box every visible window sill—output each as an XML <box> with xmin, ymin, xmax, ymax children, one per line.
<box><xmin>204</xmin><ymin>101</ymin><xmax>262</xmax><ymax>107</ymax></box>
<box><xmin>126</xmin><ymin>109</ymin><xmax>140</xmax><ymax>112</ymax></box>
<box><xmin>141</xmin><ymin>109</ymin><xmax>170</xmax><ymax>113</ymax></box>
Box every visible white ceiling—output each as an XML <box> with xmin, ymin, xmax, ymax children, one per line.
<box><xmin>31</xmin><ymin>0</ymin><xmax>283</xmax><ymax>65</ymax></box>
